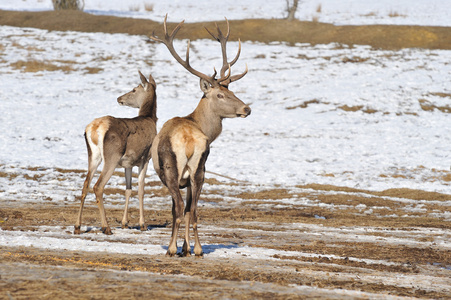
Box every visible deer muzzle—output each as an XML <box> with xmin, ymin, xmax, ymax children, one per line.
<box><xmin>239</xmin><ymin>106</ymin><xmax>251</xmax><ymax>118</ymax></box>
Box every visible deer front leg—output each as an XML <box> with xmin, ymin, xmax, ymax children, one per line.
<box><xmin>137</xmin><ymin>162</ymin><xmax>149</xmax><ymax>231</ymax></box>
<box><xmin>121</xmin><ymin>189</ymin><xmax>132</xmax><ymax>228</ymax></box>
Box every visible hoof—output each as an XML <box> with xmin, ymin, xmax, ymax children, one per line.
<box><xmin>182</xmin><ymin>250</ymin><xmax>192</xmax><ymax>257</ymax></box>
<box><xmin>166</xmin><ymin>250</ymin><xmax>176</xmax><ymax>257</ymax></box>
<box><xmin>121</xmin><ymin>223</ymin><xmax>129</xmax><ymax>229</ymax></box>
<box><xmin>74</xmin><ymin>226</ymin><xmax>81</xmax><ymax>235</ymax></box>
<box><xmin>195</xmin><ymin>252</ymin><xmax>204</xmax><ymax>257</ymax></box>
<box><xmin>101</xmin><ymin>227</ymin><xmax>113</xmax><ymax>235</ymax></box>
<box><xmin>140</xmin><ymin>225</ymin><xmax>146</xmax><ymax>231</ymax></box>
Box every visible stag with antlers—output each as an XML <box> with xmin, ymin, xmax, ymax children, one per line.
<box><xmin>149</xmin><ymin>15</ymin><xmax>251</xmax><ymax>256</ymax></box>
<box><xmin>74</xmin><ymin>71</ymin><xmax>157</xmax><ymax>235</ymax></box>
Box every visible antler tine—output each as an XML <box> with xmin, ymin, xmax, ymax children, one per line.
<box><xmin>228</xmin><ymin>38</ymin><xmax>242</xmax><ymax>68</ymax></box>
<box><xmin>217</xmin><ymin>64</ymin><xmax>232</xmax><ymax>85</ymax></box>
<box><xmin>229</xmin><ymin>63</ymin><xmax>248</xmax><ymax>83</ymax></box>
<box><xmin>205</xmin><ymin>18</ymin><xmax>232</xmax><ymax>78</ymax></box>
<box><xmin>150</xmin><ymin>14</ymin><xmax>216</xmax><ymax>86</ymax></box>
<box><xmin>219</xmin><ymin>63</ymin><xmax>248</xmax><ymax>87</ymax></box>
<box><xmin>205</xmin><ymin>18</ymin><xmax>244</xmax><ymax>82</ymax></box>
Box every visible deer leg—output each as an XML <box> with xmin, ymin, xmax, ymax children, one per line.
<box><xmin>167</xmin><ymin>191</ymin><xmax>184</xmax><ymax>256</ymax></box>
<box><xmin>190</xmin><ymin>179</ymin><xmax>204</xmax><ymax>256</ymax></box>
<box><xmin>166</xmin><ymin>189</ymin><xmax>184</xmax><ymax>256</ymax></box>
<box><xmin>137</xmin><ymin>161</ymin><xmax>149</xmax><ymax>231</ymax></box>
<box><xmin>121</xmin><ymin>167</ymin><xmax>133</xmax><ymax>229</ymax></box>
<box><xmin>75</xmin><ymin>144</ymin><xmax>101</xmax><ymax>234</ymax></box>
<box><xmin>160</xmin><ymin>150</ymin><xmax>185</xmax><ymax>256</ymax></box>
<box><xmin>93</xmin><ymin>156</ymin><xmax>120</xmax><ymax>235</ymax></box>
<box><xmin>182</xmin><ymin>186</ymin><xmax>193</xmax><ymax>257</ymax></box>
<box><xmin>190</xmin><ymin>151</ymin><xmax>208</xmax><ymax>256</ymax></box>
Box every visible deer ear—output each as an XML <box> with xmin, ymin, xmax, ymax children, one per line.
<box><xmin>200</xmin><ymin>78</ymin><xmax>211</xmax><ymax>93</ymax></box>
<box><xmin>138</xmin><ymin>70</ymin><xmax>150</xmax><ymax>90</ymax></box>
<box><xmin>147</xmin><ymin>73</ymin><xmax>157</xmax><ymax>90</ymax></box>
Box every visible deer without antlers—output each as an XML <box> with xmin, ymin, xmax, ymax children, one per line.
<box><xmin>149</xmin><ymin>15</ymin><xmax>251</xmax><ymax>256</ymax></box>
<box><xmin>74</xmin><ymin>71</ymin><xmax>157</xmax><ymax>235</ymax></box>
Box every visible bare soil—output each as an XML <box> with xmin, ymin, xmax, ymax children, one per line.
<box><xmin>1</xmin><ymin>168</ymin><xmax>451</xmax><ymax>299</ymax></box>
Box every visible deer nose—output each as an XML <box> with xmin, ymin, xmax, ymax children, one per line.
<box><xmin>244</xmin><ymin>106</ymin><xmax>251</xmax><ymax>116</ymax></box>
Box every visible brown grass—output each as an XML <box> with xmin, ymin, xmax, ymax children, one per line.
<box><xmin>316</xmin><ymin>4</ymin><xmax>322</xmax><ymax>13</ymax></box>
<box><xmin>0</xmin><ymin>10</ymin><xmax>450</xmax><ymax>50</ymax></box>
<box><xmin>10</xmin><ymin>60</ymin><xmax>74</xmax><ymax>73</ymax></box>
<box><xmin>83</xmin><ymin>67</ymin><xmax>103</xmax><ymax>74</ymax></box>
<box><xmin>389</xmin><ymin>10</ymin><xmax>406</xmax><ymax>18</ymax></box>
<box><xmin>144</xmin><ymin>3</ymin><xmax>154</xmax><ymax>12</ymax></box>
<box><xmin>419</xmin><ymin>99</ymin><xmax>451</xmax><ymax>113</ymax></box>
<box><xmin>286</xmin><ymin>99</ymin><xmax>321</xmax><ymax>110</ymax></box>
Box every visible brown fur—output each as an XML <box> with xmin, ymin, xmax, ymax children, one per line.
<box><xmin>75</xmin><ymin>72</ymin><xmax>157</xmax><ymax>235</ymax></box>
<box><xmin>151</xmin><ymin>16</ymin><xmax>251</xmax><ymax>257</ymax></box>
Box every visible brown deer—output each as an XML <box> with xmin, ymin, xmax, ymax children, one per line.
<box><xmin>74</xmin><ymin>71</ymin><xmax>157</xmax><ymax>235</ymax></box>
<box><xmin>149</xmin><ymin>15</ymin><xmax>251</xmax><ymax>256</ymax></box>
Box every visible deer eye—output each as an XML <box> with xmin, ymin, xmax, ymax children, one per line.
<box><xmin>217</xmin><ymin>93</ymin><xmax>224</xmax><ymax>99</ymax></box>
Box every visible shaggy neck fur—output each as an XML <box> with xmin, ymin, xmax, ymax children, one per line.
<box><xmin>188</xmin><ymin>96</ymin><xmax>222</xmax><ymax>144</ymax></box>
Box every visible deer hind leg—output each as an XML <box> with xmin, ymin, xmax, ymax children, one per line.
<box><xmin>121</xmin><ymin>167</ymin><xmax>133</xmax><ymax>229</ymax></box>
<box><xmin>166</xmin><ymin>185</ymin><xmax>184</xmax><ymax>256</ymax></box>
<box><xmin>75</xmin><ymin>139</ymin><xmax>102</xmax><ymax>234</ymax></box>
<box><xmin>189</xmin><ymin>149</ymin><xmax>209</xmax><ymax>256</ymax></box>
<box><xmin>182</xmin><ymin>186</ymin><xmax>193</xmax><ymax>257</ymax></box>
<box><xmin>162</xmin><ymin>153</ymin><xmax>185</xmax><ymax>256</ymax></box>
<box><xmin>190</xmin><ymin>176</ymin><xmax>205</xmax><ymax>256</ymax></box>
<box><xmin>93</xmin><ymin>153</ymin><xmax>122</xmax><ymax>235</ymax></box>
<box><xmin>165</xmin><ymin>189</ymin><xmax>185</xmax><ymax>256</ymax></box>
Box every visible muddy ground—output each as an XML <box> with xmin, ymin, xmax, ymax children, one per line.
<box><xmin>1</xmin><ymin>10</ymin><xmax>451</xmax><ymax>299</ymax></box>
<box><xmin>1</xmin><ymin>167</ymin><xmax>451</xmax><ymax>299</ymax></box>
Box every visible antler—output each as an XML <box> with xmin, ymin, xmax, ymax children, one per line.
<box><xmin>205</xmin><ymin>18</ymin><xmax>248</xmax><ymax>86</ymax></box>
<box><xmin>150</xmin><ymin>14</ymin><xmax>218</xmax><ymax>86</ymax></box>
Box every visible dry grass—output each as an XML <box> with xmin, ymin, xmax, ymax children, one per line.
<box><xmin>144</xmin><ymin>3</ymin><xmax>154</xmax><ymax>12</ymax></box>
<box><xmin>362</xmin><ymin>11</ymin><xmax>378</xmax><ymax>17</ymax></box>
<box><xmin>286</xmin><ymin>99</ymin><xmax>321</xmax><ymax>110</ymax></box>
<box><xmin>83</xmin><ymin>67</ymin><xmax>103</xmax><ymax>74</ymax></box>
<box><xmin>316</xmin><ymin>4</ymin><xmax>322</xmax><ymax>13</ymax></box>
<box><xmin>429</xmin><ymin>92</ymin><xmax>451</xmax><ymax>98</ymax></box>
<box><xmin>419</xmin><ymin>99</ymin><xmax>451</xmax><ymax>113</ymax></box>
<box><xmin>338</xmin><ymin>104</ymin><xmax>378</xmax><ymax>114</ymax></box>
<box><xmin>129</xmin><ymin>4</ymin><xmax>140</xmax><ymax>12</ymax></box>
<box><xmin>10</xmin><ymin>60</ymin><xmax>74</xmax><ymax>73</ymax></box>
<box><xmin>389</xmin><ymin>10</ymin><xmax>406</xmax><ymax>18</ymax></box>
<box><xmin>2</xmin><ymin>10</ymin><xmax>451</xmax><ymax>50</ymax></box>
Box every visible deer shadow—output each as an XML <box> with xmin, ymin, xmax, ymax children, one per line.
<box><xmin>161</xmin><ymin>243</ymin><xmax>240</xmax><ymax>255</ymax></box>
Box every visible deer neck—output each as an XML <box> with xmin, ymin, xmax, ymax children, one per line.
<box><xmin>188</xmin><ymin>97</ymin><xmax>222</xmax><ymax>144</ymax></box>
<box><xmin>138</xmin><ymin>94</ymin><xmax>157</xmax><ymax>123</ymax></box>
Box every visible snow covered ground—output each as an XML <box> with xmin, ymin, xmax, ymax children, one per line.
<box><xmin>1</xmin><ymin>24</ymin><xmax>450</xmax><ymax>193</ymax></box>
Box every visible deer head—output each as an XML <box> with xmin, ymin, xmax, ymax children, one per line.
<box><xmin>149</xmin><ymin>15</ymin><xmax>251</xmax><ymax>121</ymax></box>
<box><xmin>117</xmin><ymin>71</ymin><xmax>156</xmax><ymax>108</ymax></box>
